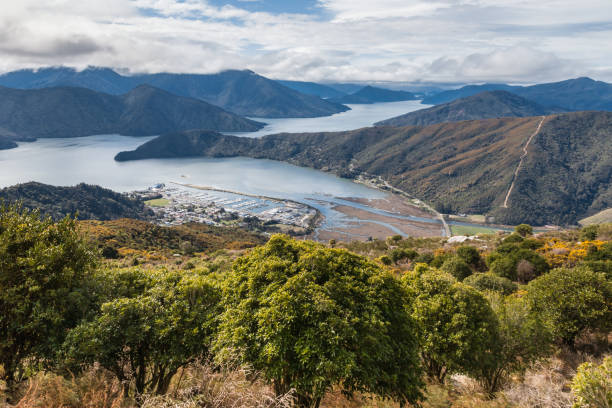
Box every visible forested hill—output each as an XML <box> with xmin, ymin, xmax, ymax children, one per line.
<box><xmin>0</xmin><ymin>182</ymin><xmax>152</xmax><ymax>221</ymax></box>
<box><xmin>0</xmin><ymin>67</ymin><xmax>349</xmax><ymax>118</ymax></box>
<box><xmin>115</xmin><ymin>111</ymin><xmax>612</xmax><ymax>226</ymax></box>
<box><xmin>0</xmin><ymin>84</ymin><xmax>264</xmax><ymax>140</ymax></box>
<box><xmin>376</xmin><ymin>91</ymin><xmax>562</xmax><ymax>127</ymax></box>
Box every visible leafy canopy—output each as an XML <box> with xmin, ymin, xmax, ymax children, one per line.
<box><xmin>216</xmin><ymin>235</ymin><xmax>423</xmax><ymax>408</ymax></box>
<box><xmin>526</xmin><ymin>266</ymin><xmax>612</xmax><ymax>345</ymax></box>
<box><xmin>404</xmin><ymin>270</ymin><xmax>499</xmax><ymax>383</ymax></box>
<box><xmin>0</xmin><ymin>204</ymin><xmax>95</xmax><ymax>386</ymax></box>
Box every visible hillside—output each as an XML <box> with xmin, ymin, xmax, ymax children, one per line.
<box><xmin>0</xmin><ymin>67</ymin><xmax>349</xmax><ymax>118</ymax></box>
<box><xmin>0</xmin><ymin>182</ymin><xmax>152</xmax><ymax>220</ymax></box>
<box><xmin>330</xmin><ymin>85</ymin><xmax>417</xmax><ymax>104</ymax></box>
<box><xmin>422</xmin><ymin>84</ymin><xmax>520</xmax><ymax>105</ymax></box>
<box><xmin>376</xmin><ymin>91</ymin><xmax>561</xmax><ymax>126</ymax></box>
<box><xmin>276</xmin><ymin>80</ymin><xmax>347</xmax><ymax>99</ymax></box>
<box><xmin>116</xmin><ymin>112</ymin><xmax>612</xmax><ymax>225</ymax></box>
<box><xmin>423</xmin><ymin>77</ymin><xmax>612</xmax><ymax>111</ymax></box>
<box><xmin>0</xmin><ymin>135</ymin><xmax>17</xmax><ymax>150</ymax></box>
<box><xmin>0</xmin><ymin>84</ymin><xmax>263</xmax><ymax>139</ymax></box>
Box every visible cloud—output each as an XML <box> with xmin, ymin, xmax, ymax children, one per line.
<box><xmin>0</xmin><ymin>0</ymin><xmax>609</xmax><ymax>83</ymax></box>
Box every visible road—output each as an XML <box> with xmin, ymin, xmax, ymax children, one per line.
<box><xmin>502</xmin><ymin>116</ymin><xmax>546</xmax><ymax>208</ymax></box>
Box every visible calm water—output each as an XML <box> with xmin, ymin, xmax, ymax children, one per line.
<box><xmin>0</xmin><ymin>100</ymin><xmax>444</xmax><ymax>235</ymax></box>
<box><xmin>227</xmin><ymin>100</ymin><xmax>428</xmax><ymax>137</ymax></box>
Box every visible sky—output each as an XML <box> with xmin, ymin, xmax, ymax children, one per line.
<box><xmin>1</xmin><ymin>0</ymin><xmax>611</xmax><ymax>84</ymax></box>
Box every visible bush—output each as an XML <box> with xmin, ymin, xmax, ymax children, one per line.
<box><xmin>474</xmin><ymin>293</ymin><xmax>551</xmax><ymax>395</ymax></box>
<box><xmin>0</xmin><ymin>204</ymin><xmax>96</xmax><ymax>388</ymax></box>
<box><xmin>464</xmin><ymin>273</ymin><xmax>518</xmax><ymax>296</ymax></box>
<box><xmin>456</xmin><ymin>245</ymin><xmax>482</xmax><ymax>268</ymax></box>
<box><xmin>526</xmin><ymin>266</ymin><xmax>612</xmax><ymax>346</ymax></box>
<box><xmin>515</xmin><ymin>224</ymin><xmax>533</xmax><ymax>237</ymax></box>
<box><xmin>440</xmin><ymin>256</ymin><xmax>472</xmax><ymax>281</ymax></box>
<box><xmin>571</xmin><ymin>356</ymin><xmax>612</xmax><ymax>407</ymax></box>
<box><xmin>64</xmin><ymin>269</ymin><xmax>221</xmax><ymax>396</ymax></box>
<box><xmin>504</xmin><ymin>233</ymin><xmax>525</xmax><ymax>243</ymax></box>
<box><xmin>580</xmin><ymin>225</ymin><xmax>599</xmax><ymax>241</ymax></box>
<box><xmin>216</xmin><ymin>235</ymin><xmax>424</xmax><ymax>407</ymax></box>
<box><xmin>405</xmin><ymin>271</ymin><xmax>499</xmax><ymax>383</ymax></box>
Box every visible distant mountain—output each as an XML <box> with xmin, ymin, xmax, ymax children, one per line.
<box><xmin>515</xmin><ymin>77</ymin><xmax>612</xmax><ymax>111</ymax></box>
<box><xmin>116</xmin><ymin>112</ymin><xmax>612</xmax><ymax>226</ymax></box>
<box><xmin>376</xmin><ymin>91</ymin><xmax>561</xmax><ymax>127</ymax></box>
<box><xmin>0</xmin><ymin>67</ymin><xmax>349</xmax><ymax>118</ymax></box>
<box><xmin>422</xmin><ymin>77</ymin><xmax>612</xmax><ymax>111</ymax></box>
<box><xmin>0</xmin><ymin>84</ymin><xmax>263</xmax><ymax>139</ymax></box>
<box><xmin>326</xmin><ymin>83</ymin><xmax>368</xmax><ymax>95</ymax></box>
<box><xmin>422</xmin><ymin>84</ymin><xmax>520</xmax><ymax>105</ymax></box>
<box><xmin>276</xmin><ymin>80</ymin><xmax>347</xmax><ymax>99</ymax></box>
<box><xmin>0</xmin><ymin>182</ymin><xmax>152</xmax><ymax>221</ymax></box>
<box><xmin>330</xmin><ymin>86</ymin><xmax>417</xmax><ymax>104</ymax></box>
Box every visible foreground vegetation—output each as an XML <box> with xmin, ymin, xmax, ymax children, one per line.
<box><xmin>1</xmin><ymin>205</ymin><xmax>611</xmax><ymax>407</ymax></box>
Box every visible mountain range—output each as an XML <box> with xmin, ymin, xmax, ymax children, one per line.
<box><xmin>376</xmin><ymin>91</ymin><xmax>563</xmax><ymax>127</ymax></box>
<box><xmin>422</xmin><ymin>77</ymin><xmax>612</xmax><ymax>111</ymax></box>
<box><xmin>0</xmin><ymin>67</ymin><xmax>349</xmax><ymax>118</ymax></box>
<box><xmin>115</xmin><ymin>111</ymin><xmax>612</xmax><ymax>226</ymax></box>
<box><xmin>0</xmin><ymin>84</ymin><xmax>263</xmax><ymax>143</ymax></box>
<box><xmin>329</xmin><ymin>86</ymin><xmax>417</xmax><ymax>104</ymax></box>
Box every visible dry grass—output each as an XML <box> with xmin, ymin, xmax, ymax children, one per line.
<box><xmin>141</xmin><ymin>364</ymin><xmax>293</xmax><ymax>408</ymax></box>
<box><xmin>5</xmin><ymin>367</ymin><xmax>126</xmax><ymax>408</ymax></box>
<box><xmin>503</xmin><ymin>359</ymin><xmax>573</xmax><ymax>408</ymax></box>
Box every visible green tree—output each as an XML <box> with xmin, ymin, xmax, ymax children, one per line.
<box><xmin>440</xmin><ymin>256</ymin><xmax>472</xmax><ymax>281</ymax></box>
<box><xmin>525</xmin><ymin>266</ymin><xmax>612</xmax><ymax>346</ymax></box>
<box><xmin>473</xmin><ymin>293</ymin><xmax>552</xmax><ymax>395</ymax></box>
<box><xmin>216</xmin><ymin>235</ymin><xmax>423</xmax><ymax>408</ymax></box>
<box><xmin>515</xmin><ymin>224</ymin><xmax>533</xmax><ymax>237</ymax></box>
<box><xmin>64</xmin><ymin>269</ymin><xmax>221</xmax><ymax>397</ymax></box>
<box><xmin>0</xmin><ymin>204</ymin><xmax>95</xmax><ymax>389</ymax></box>
<box><xmin>456</xmin><ymin>246</ymin><xmax>482</xmax><ymax>269</ymax></box>
<box><xmin>571</xmin><ymin>356</ymin><xmax>612</xmax><ymax>408</ymax></box>
<box><xmin>405</xmin><ymin>271</ymin><xmax>499</xmax><ymax>383</ymax></box>
<box><xmin>463</xmin><ymin>273</ymin><xmax>518</xmax><ymax>296</ymax></box>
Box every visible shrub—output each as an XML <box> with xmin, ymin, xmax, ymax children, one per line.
<box><xmin>440</xmin><ymin>256</ymin><xmax>472</xmax><ymax>281</ymax></box>
<box><xmin>64</xmin><ymin>269</ymin><xmax>221</xmax><ymax>396</ymax></box>
<box><xmin>571</xmin><ymin>356</ymin><xmax>612</xmax><ymax>408</ymax></box>
<box><xmin>216</xmin><ymin>235</ymin><xmax>424</xmax><ymax>407</ymax></box>
<box><xmin>456</xmin><ymin>245</ymin><xmax>482</xmax><ymax>268</ymax></box>
<box><xmin>464</xmin><ymin>273</ymin><xmax>518</xmax><ymax>296</ymax></box>
<box><xmin>515</xmin><ymin>224</ymin><xmax>533</xmax><ymax>237</ymax></box>
<box><xmin>474</xmin><ymin>293</ymin><xmax>552</xmax><ymax>395</ymax></box>
<box><xmin>405</xmin><ymin>271</ymin><xmax>499</xmax><ymax>383</ymax></box>
<box><xmin>0</xmin><ymin>204</ymin><xmax>96</xmax><ymax>389</ymax></box>
<box><xmin>526</xmin><ymin>266</ymin><xmax>612</xmax><ymax>346</ymax></box>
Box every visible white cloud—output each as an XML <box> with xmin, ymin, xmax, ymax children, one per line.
<box><xmin>0</xmin><ymin>0</ymin><xmax>610</xmax><ymax>83</ymax></box>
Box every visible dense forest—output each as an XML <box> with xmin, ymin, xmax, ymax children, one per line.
<box><xmin>115</xmin><ymin>111</ymin><xmax>612</xmax><ymax>226</ymax></box>
<box><xmin>1</xmin><ymin>204</ymin><xmax>610</xmax><ymax>407</ymax></box>
<box><xmin>0</xmin><ymin>182</ymin><xmax>152</xmax><ymax>221</ymax></box>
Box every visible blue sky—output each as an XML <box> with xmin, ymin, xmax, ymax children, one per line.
<box><xmin>1</xmin><ymin>0</ymin><xmax>611</xmax><ymax>84</ymax></box>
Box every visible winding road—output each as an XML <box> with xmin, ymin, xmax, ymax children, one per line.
<box><xmin>502</xmin><ymin>116</ymin><xmax>546</xmax><ymax>208</ymax></box>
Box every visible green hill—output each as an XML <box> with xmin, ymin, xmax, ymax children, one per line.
<box><xmin>0</xmin><ymin>182</ymin><xmax>152</xmax><ymax>221</ymax></box>
<box><xmin>116</xmin><ymin>112</ymin><xmax>612</xmax><ymax>226</ymax></box>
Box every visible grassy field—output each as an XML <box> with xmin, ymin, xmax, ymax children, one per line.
<box><xmin>450</xmin><ymin>224</ymin><xmax>499</xmax><ymax>236</ymax></box>
<box><xmin>579</xmin><ymin>208</ymin><xmax>612</xmax><ymax>225</ymax></box>
<box><xmin>145</xmin><ymin>198</ymin><xmax>170</xmax><ymax>207</ymax></box>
